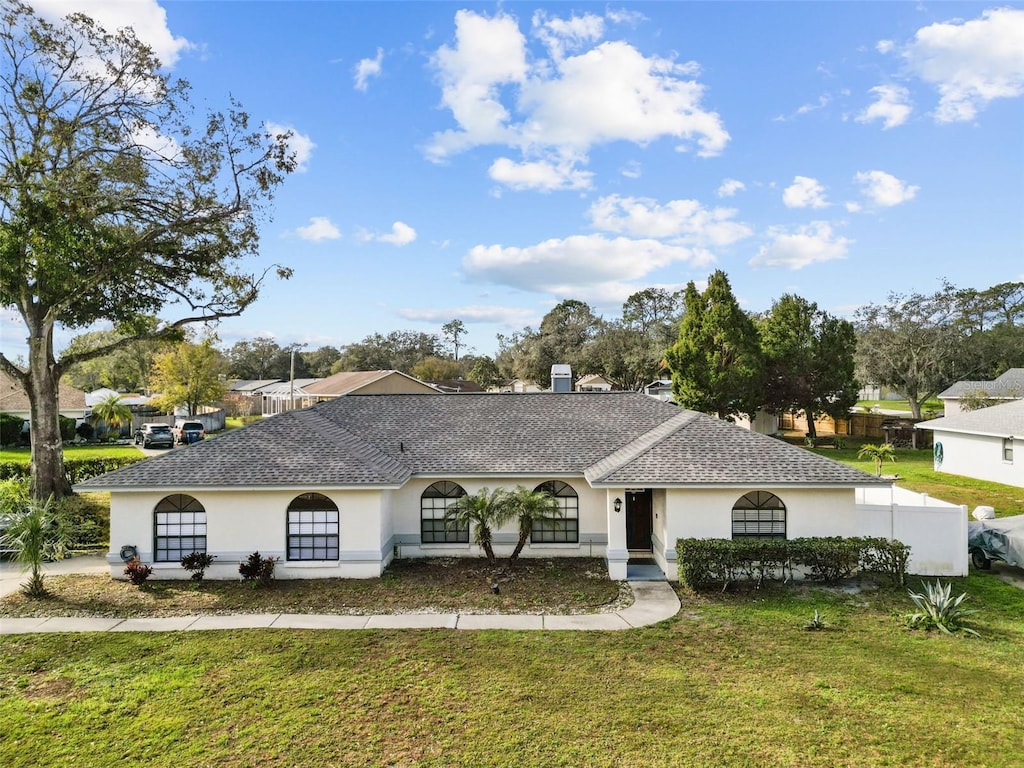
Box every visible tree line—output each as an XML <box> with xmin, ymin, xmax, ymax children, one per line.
<box><xmin>2</xmin><ymin>2</ymin><xmax>1020</xmax><ymax>506</ymax></box>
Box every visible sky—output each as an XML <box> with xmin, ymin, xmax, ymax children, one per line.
<box><xmin>4</xmin><ymin>1</ymin><xmax>1024</xmax><ymax>360</ymax></box>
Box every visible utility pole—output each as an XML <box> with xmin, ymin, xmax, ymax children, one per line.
<box><xmin>289</xmin><ymin>343</ymin><xmax>307</xmax><ymax>412</ymax></box>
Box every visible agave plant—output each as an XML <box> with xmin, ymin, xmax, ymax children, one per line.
<box><xmin>804</xmin><ymin>609</ymin><xmax>827</xmax><ymax>631</ymax></box>
<box><xmin>907</xmin><ymin>580</ymin><xmax>979</xmax><ymax>636</ymax></box>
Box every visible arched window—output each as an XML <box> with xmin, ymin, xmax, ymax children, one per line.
<box><xmin>531</xmin><ymin>481</ymin><xmax>579</xmax><ymax>543</ymax></box>
<box><xmin>287</xmin><ymin>493</ymin><xmax>339</xmax><ymax>561</ymax></box>
<box><xmin>731</xmin><ymin>491</ymin><xmax>786</xmax><ymax>539</ymax></box>
<box><xmin>421</xmin><ymin>481</ymin><xmax>468</xmax><ymax>543</ymax></box>
<box><xmin>154</xmin><ymin>494</ymin><xmax>206</xmax><ymax>562</ymax></box>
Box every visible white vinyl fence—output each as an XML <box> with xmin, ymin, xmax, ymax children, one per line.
<box><xmin>855</xmin><ymin>486</ymin><xmax>968</xmax><ymax>576</ymax></box>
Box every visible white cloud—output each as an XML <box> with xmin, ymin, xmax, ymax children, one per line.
<box><xmin>876</xmin><ymin>39</ymin><xmax>896</xmax><ymax>55</ymax></box>
<box><xmin>854</xmin><ymin>170</ymin><xmax>919</xmax><ymax>207</ymax></box>
<box><xmin>463</xmin><ymin>234</ymin><xmax>707</xmax><ymax>296</ymax></box>
<box><xmin>488</xmin><ymin>157</ymin><xmax>593</xmax><ymax>191</ymax></box>
<box><xmin>587</xmin><ymin>194</ymin><xmax>752</xmax><ymax>248</ymax></box>
<box><xmin>717</xmin><ymin>178</ymin><xmax>746</xmax><ymax>198</ymax></box>
<box><xmin>295</xmin><ymin>217</ymin><xmax>341</xmax><ymax>242</ymax></box>
<box><xmin>354</xmin><ymin>48</ymin><xmax>384</xmax><ymax>91</ymax></box>
<box><xmin>398</xmin><ymin>305</ymin><xmax>538</xmax><ymax>327</ymax></box>
<box><xmin>750</xmin><ymin>222</ymin><xmax>851</xmax><ymax>270</ymax></box>
<box><xmin>782</xmin><ymin>176</ymin><xmax>829</xmax><ymax>209</ymax></box>
<box><xmin>620</xmin><ymin>161</ymin><xmax>642</xmax><ymax>179</ymax></box>
<box><xmin>377</xmin><ymin>221</ymin><xmax>417</xmax><ymax>246</ymax></box>
<box><xmin>856</xmin><ymin>84</ymin><xmax>913</xmax><ymax>129</ymax></box>
<box><xmin>532</xmin><ymin>10</ymin><xmax>605</xmax><ymax>61</ymax></box>
<box><xmin>900</xmin><ymin>8</ymin><xmax>1024</xmax><ymax>122</ymax></box>
<box><xmin>265</xmin><ymin>122</ymin><xmax>316</xmax><ymax>172</ymax></box>
<box><xmin>845</xmin><ymin>201</ymin><xmax>862</xmax><ymax>213</ymax></box>
<box><xmin>33</xmin><ymin>0</ymin><xmax>193</xmax><ymax>68</ymax></box>
<box><xmin>427</xmin><ymin>10</ymin><xmax>728</xmax><ymax>186</ymax></box>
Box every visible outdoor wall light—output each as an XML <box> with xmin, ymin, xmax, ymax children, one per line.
<box><xmin>613</xmin><ymin>497</ymin><xmax>622</xmax><ymax>513</ymax></box>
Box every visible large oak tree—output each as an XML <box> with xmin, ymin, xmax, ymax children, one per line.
<box><xmin>0</xmin><ymin>3</ymin><xmax>294</xmax><ymax>500</ymax></box>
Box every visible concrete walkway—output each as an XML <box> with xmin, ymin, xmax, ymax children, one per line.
<box><xmin>0</xmin><ymin>555</ymin><xmax>681</xmax><ymax>634</ymax></box>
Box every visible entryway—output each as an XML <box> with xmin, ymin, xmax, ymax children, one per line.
<box><xmin>625</xmin><ymin>490</ymin><xmax>665</xmax><ymax>580</ymax></box>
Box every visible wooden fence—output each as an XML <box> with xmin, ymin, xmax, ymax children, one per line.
<box><xmin>779</xmin><ymin>411</ymin><xmax>930</xmax><ymax>447</ymax></box>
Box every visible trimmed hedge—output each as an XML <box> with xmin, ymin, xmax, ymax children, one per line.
<box><xmin>0</xmin><ymin>455</ymin><xmax>144</xmax><ymax>483</ymax></box>
<box><xmin>677</xmin><ymin>536</ymin><xmax>911</xmax><ymax>591</ymax></box>
<box><xmin>0</xmin><ymin>412</ymin><xmax>25</xmax><ymax>446</ymax></box>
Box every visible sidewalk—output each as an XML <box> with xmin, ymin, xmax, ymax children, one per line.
<box><xmin>0</xmin><ymin>557</ymin><xmax>681</xmax><ymax>633</ymax></box>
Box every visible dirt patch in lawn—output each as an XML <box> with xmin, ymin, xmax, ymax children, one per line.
<box><xmin>0</xmin><ymin>557</ymin><xmax>628</xmax><ymax>619</ymax></box>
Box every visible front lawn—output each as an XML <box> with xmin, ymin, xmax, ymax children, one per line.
<box><xmin>816</xmin><ymin>445</ymin><xmax>1024</xmax><ymax>517</ymax></box>
<box><xmin>1</xmin><ymin>571</ymin><xmax>1021</xmax><ymax>767</ymax></box>
<box><xmin>0</xmin><ymin>444</ymin><xmax>142</xmax><ymax>463</ymax></box>
<box><xmin>0</xmin><ymin>558</ymin><xmax>623</xmax><ymax>618</ymax></box>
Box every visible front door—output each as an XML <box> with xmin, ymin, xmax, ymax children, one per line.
<box><xmin>625</xmin><ymin>490</ymin><xmax>653</xmax><ymax>550</ymax></box>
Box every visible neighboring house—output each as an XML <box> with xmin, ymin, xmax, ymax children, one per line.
<box><xmin>425</xmin><ymin>379</ymin><xmax>484</xmax><ymax>394</ymax></box>
<box><xmin>575</xmin><ymin>373</ymin><xmax>614</xmax><ymax>392</ymax></box>
<box><xmin>78</xmin><ymin>392</ymin><xmax>967</xmax><ymax>580</ymax></box>
<box><xmin>0</xmin><ymin>370</ymin><xmax>88</xmax><ymax>421</ymax></box>
<box><xmin>644</xmin><ymin>379</ymin><xmax>673</xmax><ymax>402</ymax></box>
<box><xmin>86</xmin><ymin>388</ymin><xmax>152</xmax><ymax>409</ymax></box>
<box><xmin>301</xmin><ymin>370</ymin><xmax>440</xmax><ymax>403</ymax></box>
<box><xmin>937</xmin><ymin>368</ymin><xmax>1024</xmax><ymax>417</ymax></box>
<box><xmin>225</xmin><ymin>379</ymin><xmax>283</xmax><ymax>417</ymax></box>
<box><xmin>258</xmin><ymin>378</ymin><xmax>323</xmax><ymax>415</ymax></box>
<box><xmin>916</xmin><ymin>398</ymin><xmax>1024</xmax><ymax>488</ymax></box>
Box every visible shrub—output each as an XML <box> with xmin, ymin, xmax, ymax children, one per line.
<box><xmin>55</xmin><ymin>494</ymin><xmax>110</xmax><ymax>550</ymax></box>
<box><xmin>124</xmin><ymin>557</ymin><xmax>153</xmax><ymax>586</ymax></box>
<box><xmin>239</xmin><ymin>551</ymin><xmax>277</xmax><ymax>587</ymax></box>
<box><xmin>861</xmin><ymin>537</ymin><xmax>911</xmax><ymax>587</ymax></box>
<box><xmin>0</xmin><ymin>412</ymin><xmax>25</xmax><ymax>446</ymax></box>
<box><xmin>0</xmin><ymin>456</ymin><xmax>144</xmax><ymax>483</ymax></box>
<box><xmin>790</xmin><ymin>537</ymin><xmax>862</xmax><ymax>583</ymax></box>
<box><xmin>676</xmin><ymin>536</ymin><xmax>912</xmax><ymax>591</ymax></box>
<box><xmin>58</xmin><ymin>415</ymin><xmax>76</xmax><ymax>441</ymax></box>
<box><xmin>181</xmin><ymin>551</ymin><xmax>216</xmax><ymax>581</ymax></box>
<box><xmin>907</xmin><ymin>580</ymin><xmax>979</xmax><ymax>636</ymax></box>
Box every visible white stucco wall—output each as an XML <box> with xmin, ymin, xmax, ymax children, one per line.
<box><xmin>107</xmin><ymin>488</ymin><xmax>390</xmax><ymax>580</ymax></box>
<box><xmin>932</xmin><ymin>430</ymin><xmax>1022</xmax><ymax>488</ymax></box>
<box><xmin>387</xmin><ymin>475</ymin><xmax>609</xmax><ymax>561</ymax></box>
<box><xmin>656</xmin><ymin>487</ymin><xmax>860</xmax><ymax>580</ymax></box>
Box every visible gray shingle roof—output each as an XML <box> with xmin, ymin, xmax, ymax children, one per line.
<box><xmin>938</xmin><ymin>368</ymin><xmax>1024</xmax><ymax>399</ymax></box>
<box><xmin>589</xmin><ymin>411</ymin><xmax>887</xmax><ymax>486</ymax></box>
<box><xmin>78</xmin><ymin>392</ymin><xmax>885</xmax><ymax>490</ymax></box>
<box><xmin>916</xmin><ymin>397</ymin><xmax>1024</xmax><ymax>438</ymax></box>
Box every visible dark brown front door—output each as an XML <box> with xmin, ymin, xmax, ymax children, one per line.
<box><xmin>625</xmin><ymin>490</ymin><xmax>653</xmax><ymax>550</ymax></box>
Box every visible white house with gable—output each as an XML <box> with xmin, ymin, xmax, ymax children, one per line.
<box><xmin>78</xmin><ymin>392</ymin><xmax>968</xmax><ymax>581</ymax></box>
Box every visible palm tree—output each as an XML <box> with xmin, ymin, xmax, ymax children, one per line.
<box><xmin>90</xmin><ymin>393</ymin><xmax>132</xmax><ymax>439</ymax></box>
<box><xmin>857</xmin><ymin>442</ymin><xmax>897</xmax><ymax>476</ymax></box>
<box><xmin>444</xmin><ymin>487</ymin><xmax>514</xmax><ymax>564</ymax></box>
<box><xmin>507</xmin><ymin>486</ymin><xmax>563</xmax><ymax>563</ymax></box>
<box><xmin>0</xmin><ymin>496</ymin><xmax>68</xmax><ymax>597</ymax></box>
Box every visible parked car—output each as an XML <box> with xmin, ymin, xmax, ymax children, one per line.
<box><xmin>172</xmin><ymin>419</ymin><xmax>206</xmax><ymax>445</ymax></box>
<box><xmin>968</xmin><ymin>514</ymin><xmax>1024</xmax><ymax>569</ymax></box>
<box><xmin>134</xmin><ymin>423</ymin><xmax>174</xmax><ymax>449</ymax></box>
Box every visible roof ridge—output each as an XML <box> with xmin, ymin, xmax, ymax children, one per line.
<box><xmin>584</xmin><ymin>409</ymin><xmax>700</xmax><ymax>484</ymax></box>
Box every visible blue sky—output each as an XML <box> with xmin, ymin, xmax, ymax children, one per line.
<box><xmin>9</xmin><ymin>1</ymin><xmax>1024</xmax><ymax>359</ymax></box>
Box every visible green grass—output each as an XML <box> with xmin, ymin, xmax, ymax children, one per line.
<box><xmin>1</xmin><ymin>572</ymin><xmax>1021</xmax><ymax>767</ymax></box>
<box><xmin>815</xmin><ymin>445</ymin><xmax>1024</xmax><ymax>517</ymax></box>
<box><xmin>0</xmin><ymin>558</ymin><xmax>621</xmax><ymax>618</ymax></box>
<box><xmin>0</xmin><ymin>444</ymin><xmax>142</xmax><ymax>464</ymax></box>
<box><xmin>854</xmin><ymin>399</ymin><xmax>944</xmax><ymax>413</ymax></box>
<box><xmin>225</xmin><ymin>415</ymin><xmax>263</xmax><ymax>430</ymax></box>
